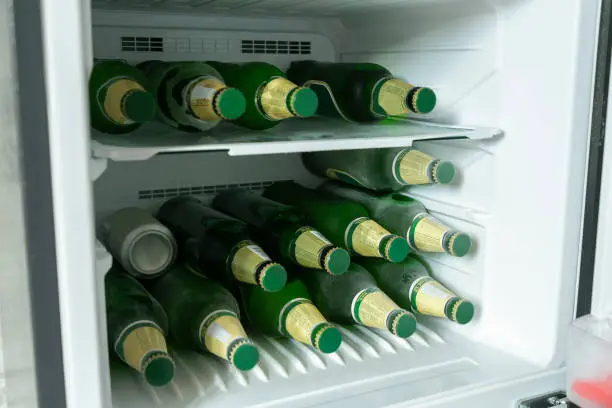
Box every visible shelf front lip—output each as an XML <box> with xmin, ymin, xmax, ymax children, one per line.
<box><xmin>91</xmin><ymin>120</ymin><xmax>503</xmax><ymax>162</ymax></box>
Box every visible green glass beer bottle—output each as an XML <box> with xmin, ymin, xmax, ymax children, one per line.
<box><xmin>212</xmin><ymin>189</ymin><xmax>350</xmax><ymax>276</ymax></box>
<box><xmin>319</xmin><ymin>182</ymin><xmax>471</xmax><ymax>257</ymax></box>
<box><xmin>358</xmin><ymin>255</ymin><xmax>474</xmax><ymax>325</ymax></box>
<box><xmin>89</xmin><ymin>59</ymin><xmax>157</xmax><ymax>134</ymax></box>
<box><xmin>147</xmin><ymin>263</ymin><xmax>260</xmax><ymax>371</ymax></box>
<box><xmin>286</xmin><ymin>61</ymin><xmax>436</xmax><ymax>123</ymax></box>
<box><xmin>263</xmin><ymin>181</ymin><xmax>408</xmax><ymax>263</ymax></box>
<box><xmin>303</xmin><ymin>147</ymin><xmax>455</xmax><ymax>191</ymax></box>
<box><xmin>105</xmin><ymin>267</ymin><xmax>175</xmax><ymax>387</ymax></box>
<box><xmin>137</xmin><ymin>61</ymin><xmax>246</xmax><ymax>132</ymax></box>
<box><xmin>157</xmin><ymin>196</ymin><xmax>287</xmax><ymax>292</ymax></box>
<box><xmin>299</xmin><ymin>264</ymin><xmax>417</xmax><ymax>338</ymax></box>
<box><xmin>240</xmin><ymin>280</ymin><xmax>342</xmax><ymax>354</ymax></box>
<box><xmin>208</xmin><ymin>61</ymin><xmax>318</xmax><ymax>130</ymax></box>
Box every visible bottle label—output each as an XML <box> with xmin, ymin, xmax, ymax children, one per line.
<box><xmin>291</xmin><ymin>227</ymin><xmax>331</xmax><ymax>269</ymax></box>
<box><xmin>351</xmin><ymin>287</ymin><xmax>398</xmax><ymax>330</ymax></box>
<box><xmin>258</xmin><ymin>77</ymin><xmax>297</xmax><ymax>120</ymax></box>
<box><xmin>409</xmin><ymin>276</ymin><xmax>455</xmax><ymax>319</ymax></box>
<box><xmin>116</xmin><ymin>321</ymin><xmax>168</xmax><ymax>373</ymax></box>
<box><xmin>228</xmin><ymin>241</ymin><xmax>272</xmax><ymax>285</ymax></box>
<box><xmin>408</xmin><ymin>213</ymin><xmax>451</xmax><ymax>253</ymax></box>
<box><xmin>278</xmin><ymin>298</ymin><xmax>327</xmax><ymax>347</ymax></box>
<box><xmin>325</xmin><ymin>168</ymin><xmax>370</xmax><ymax>189</ymax></box>
<box><xmin>392</xmin><ymin>149</ymin><xmax>435</xmax><ymax>185</ymax></box>
<box><xmin>99</xmin><ymin>77</ymin><xmax>144</xmax><ymax>125</ymax></box>
<box><xmin>345</xmin><ymin>217</ymin><xmax>394</xmax><ymax>258</ymax></box>
<box><xmin>187</xmin><ymin>77</ymin><xmax>225</xmax><ymax>121</ymax></box>
<box><xmin>377</xmin><ymin>78</ymin><xmax>412</xmax><ymax>116</ymax></box>
<box><xmin>200</xmin><ymin>311</ymin><xmax>249</xmax><ymax>362</ymax></box>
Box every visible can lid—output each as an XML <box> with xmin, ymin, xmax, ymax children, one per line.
<box><xmin>231</xmin><ymin>341</ymin><xmax>259</xmax><ymax>371</ymax></box>
<box><xmin>324</xmin><ymin>247</ymin><xmax>351</xmax><ymax>276</ymax></box>
<box><xmin>216</xmin><ymin>88</ymin><xmax>246</xmax><ymax>120</ymax></box>
<box><xmin>384</xmin><ymin>236</ymin><xmax>409</xmax><ymax>263</ymax></box>
<box><xmin>291</xmin><ymin>87</ymin><xmax>318</xmax><ymax>118</ymax></box>
<box><xmin>314</xmin><ymin>324</ymin><xmax>342</xmax><ymax>354</ymax></box>
<box><xmin>123</xmin><ymin>90</ymin><xmax>156</xmax><ymax>123</ymax></box>
<box><xmin>143</xmin><ymin>353</ymin><xmax>176</xmax><ymax>387</ymax></box>
<box><xmin>409</xmin><ymin>87</ymin><xmax>436</xmax><ymax>114</ymax></box>
<box><xmin>259</xmin><ymin>263</ymin><xmax>287</xmax><ymax>292</ymax></box>
<box><xmin>432</xmin><ymin>161</ymin><xmax>455</xmax><ymax>184</ymax></box>
<box><xmin>128</xmin><ymin>231</ymin><xmax>176</xmax><ymax>277</ymax></box>
<box><xmin>448</xmin><ymin>233</ymin><xmax>471</xmax><ymax>257</ymax></box>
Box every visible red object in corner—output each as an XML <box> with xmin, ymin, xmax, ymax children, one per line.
<box><xmin>572</xmin><ymin>376</ymin><xmax>612</xmax><ymax>407</ymax></box>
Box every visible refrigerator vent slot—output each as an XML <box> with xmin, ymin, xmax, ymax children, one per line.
<box><xmin>138</xmin><ymin>180</ymin><xmax>289</xmax><ymax>200</ymax></box>
<box><xmin>121</xmin><ymin>36</ymin><xmax>164</xmax><ymax>53</ymax></box>
<box><xmin>241</xmin><ymin>40</ymin><xmax>311</xmax><ymax>55</ymax></box>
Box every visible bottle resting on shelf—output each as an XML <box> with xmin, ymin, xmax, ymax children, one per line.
<box><xmin>303</xmin><ymin>147</ymin><xmax>455</xmax><ymax>191</ymax></box>
<box><xmin>287</xmin><ymin>61</ymin><xmax>436</xmax><ymax>123</ymax></box>
<box><xmin>98</xmin><ymin>207</ymin><xmax>178</xmax><ymax>279</ymax></box>
<box><xmin>105</xmin><ymin>267</ymin><xmax>175</xmax><ymax>387</ymax></box>
<box><xmin>157</xmin><ymin>196</ymin><xmax>287</xmax><ymax>292</ymax></box>
<box><xmin>299</xmin><ymin>263</ymin><xmax>418</xmax><ymax>338</ymax></box>
<box><xmin>137</xmin><ymin>61</ymin><xmax>246</xmax><ymax>132</ymax></box>
<box><xmin>319</xmin><ymin>182</ymin><xmax>471</xmax><ymax>257</ymax></box>
<box><xmin>212</xmin><ymin>189</ymin><xmax>351</xmax><ymax>276</ymax></box>
<box><xmin>239</xmin><ymin>280</ymin><xmax>342</xmax><ymax>354</ymax></box>
<box><xmin>89</xmin><ymin>59</ymin><xmax>157</xmax><ymax>134</ymax></box>
<box><xmin>147</xmin><ymin>263</ymin><xmax>260</xmax><ymax>371</ymax></box>
<box><xmin>263</xmin><ymin>181</ymin><xmax>409</xmax><ymax>263</ymax></box>
<box><xmin>358</xmin><ymin>255</ymin><xmax>475</xmax><ymax>324</ymax></box>
<box><xmin>208</xmin><ymin>61</ymin><xmax>318</xmax><ymax>130</ymax></box>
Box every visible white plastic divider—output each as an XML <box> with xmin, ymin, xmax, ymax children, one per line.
<box><xmin>91</xmin><ymin>120</ymin><xmax>501</xmax><ymax>161</ymax></box>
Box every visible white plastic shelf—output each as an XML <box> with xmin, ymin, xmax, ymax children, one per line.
<box><xmin>110</xmin><ymin>324</ymin><xmax>536</xmax><ymax>408</ymax></box>
<box><xmin>91</xmin><ymin>119</ymin><xmax>501</xmax><ymax>161</ymax></box>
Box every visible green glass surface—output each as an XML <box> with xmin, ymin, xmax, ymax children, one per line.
<box><xmin>89</xmin><ymin>59</ymin><xmax>155</xmax><ymax>134</ymax></box>
<box><xmin>146</xmin><ymin>263</ymin><xmax>241</xmax><ymax>351</ymax></box>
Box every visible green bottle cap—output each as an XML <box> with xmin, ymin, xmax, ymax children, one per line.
<box><xmin>314</xmin><ymin>324</ymin><xmax>342</xmax><ymax>354</ymax></box>
<box><xmin>390</xmin><ymin>311</ymin><xmax>417</xmax><ymax>338</ymax></box>
<box><xmin>454</xmin><ymin>300</ymin><xmax>475</xmax><ymax>325</ymax></box>
<box><xmin>448</xmin><ymin>233</ymin><xmax>471</xmax><ymax>257</ymax></box>
<box><xmin>324</xmin><ymin>247</ymin><xmax>351</xmax><ymax>276</ymax></box>
<box><xmin>433</xmin><ymin>161</ymin><xmax>455</xmax><ymax>184</ymax></box>
<box><xmin>290</xmin><ymin>87</ymin><xmax>318</xmax><ymax>118</ymax></box>
<box><xmin>409</xmin><ymin>87</ymin><xmax>437</xmax><ymax>114</ymax></box>
<box><xmin>384</xmin><ymin>236</ymin><xmax>409</xmax><ymax>263</ymax></box>
<box><xmin>260</xmin><ymin>263</ymin><xmax>288</xmax><ymax>292</ymax></box>
<box><xmin>231</xmin><ymin>341</ymin><xmax>259</xmax><ymax>371</ymax></box>
<box><xmin>123</xmin><ymin>90</ymin><xmax>156</xmax><ymax>123</ymax></box>
<box><xmin>143</xmin><ymin>353</ymin><xmax>176</xmax><ymax>387</ymax></box>
<box><xmin>216</xmin><ymin>88</ymin><xmax>247</xmax><ymax>120</ymax></box>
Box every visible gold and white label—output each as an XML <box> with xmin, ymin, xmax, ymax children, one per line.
<box><xmin>351</xmin><ymin>288</ymin><xmax>399</xmax><ymax>330</ymax></box>
<box><xmin>408</xmin><ymin>213</ymin><xmax>449</xmax><ymax>253</ymax></box>
<box><xmin>102</xmin><ymin>78</ymin><xmax>144</xmax><ymax>125</ymax></box>
<box><xmin>279</xmin><ymin>298</ymin><xmax>328</xmax><ymax>348</ymax></box>
<box><xmin>188</xmin><ymin>77</ymin><xmax>225</xmax><ymax>121</ymax></box>
<box><xmin>230</xmin><ymin>241</ymin><xmax>272</xmax><ymax>285</ymax></box>
<box><xmin>345</xmin><ymin>217</ymin><xmax>393</xmax><ymax>258</ymax></box>
<box><xmin>409</xmin><ymin>276</ymin><xmax>454</xmax><ymax>318</ymax></box>
<box><xmin>200</xmin><ymin>312</ymin><xmax>249</xmax><ymax>362</ymax></box>
<box><xmin>119</xmin><ymin>323</ymin><xmax>168</xmax><ymax>373</ymax></box>
<box><xmin>377</xmin><ymin>78</ymin><xmax>412</xmax><ymax>116</ymax></box>
<box><xmin>393</xmin><ymin>149</ymin><xmax>435</xmax><ymax>185</ymax></box>
<box><xmin>259</xmin><ymin>77</ymin><xmax>298</xmax><ymax>120</ymax></box>
<box><xmin>293</xmin><ymin>227</ymin><xmax>331</xmax><ymax>269</ymax></box>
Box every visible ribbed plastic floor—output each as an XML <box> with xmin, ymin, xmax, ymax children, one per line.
<box><xmin>110</xmin><ymin>322</ymin><xmax>536</xmax><ymax>408</ymax></box>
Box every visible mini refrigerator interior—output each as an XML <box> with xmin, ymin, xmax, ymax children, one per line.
<box><xmin>2</xmin><ymin>0</ymin><xmax>610</xmax><ymax>407</ymax></box>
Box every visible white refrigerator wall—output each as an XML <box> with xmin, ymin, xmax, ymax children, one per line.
<box><xmin>39</xmin><ymin>0</ymin><xmax>599</xmax><ymax>406</ymax></box>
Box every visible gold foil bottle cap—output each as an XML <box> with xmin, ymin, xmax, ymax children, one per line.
<box><xmin>312</xmin><ymin>323</ymin><xmax>342</xmax><ymax>354</ymax></box>
<box><xmin>141</xmin><ymin>352</ymin><xmax>176</xmax><ymax>387</ymax></box>
<box><xmin>120</xmin><ymin>325</ymin><xmax>175</xmax><ymax>387</ymax></box>
<box><xmin>227</xmin><ymin>338</ymin><xmax>259</xmax><ymax>371</ymax></box>
<box><xmin>446</xmin><ymin>232</ymin><xmax>471</xmax><ymax>257</ymax></box>
<box><xmin>389</xmin><ymin>310</ymin><xmax>417</xmax><ymax>338</ymax></box>
<box><xmin>322</xmin><ymin>247</ymin><xmax>351</xmax><ymax>275</ymax></box>
<box><xmin>430</xmin><ymin>160</ymin><xmax>455</xmax><ymax>184</ymax></box>
<box><xmin>257</xmin><ymin>263</ymin><xmax>287</xmax><ymax>292</ymax></box>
